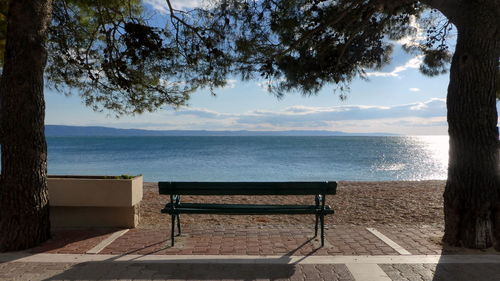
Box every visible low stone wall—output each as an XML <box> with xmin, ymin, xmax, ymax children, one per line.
<box><xmin>48</xmin><ymin>176</ymin><xmax>143</xmax><ymax>228</ymax></box>
<box><xmin>50</xmin><ymin>206</ymin><xmax>139</xmax><ymax>228</ymax></box>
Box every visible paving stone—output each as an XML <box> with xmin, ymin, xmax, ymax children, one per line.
<box><xmin>373</xmin><ymin>225</ymin><xmax>495</xmax><ymax>255</ymax></box>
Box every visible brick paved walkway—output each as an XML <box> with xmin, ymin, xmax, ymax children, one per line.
<box><xmin>31</xmin><ymin>224</ymin><xmax>495</xmax><ymax>256</ymax></box>
<box><xmin>1</xmin><ymin>223</ymin><xmax>498</xmax><ymax>280</ymax></box>
<box><xmin>375</xmin><ymin>225</ymin><xmax>444</xmax><ymax>255</ymax></box>
<box><xmin>100</xmin><ymin>225</ymin><xmax>397</xmax><ymax>256</ymax></box>
<box><xmin>31</xmin><ymin>228</ymin><xmax>119</xmax><ymax>254</ymax></box>
<box><xmin>2</xmin><ymin>253</ymin><xmax>500</xmax><ymax>281</ymax></box>
<box><xmin>29</xmin><ymin>225</ymin><xmax>401</xmax><ymax>256</ymax></box>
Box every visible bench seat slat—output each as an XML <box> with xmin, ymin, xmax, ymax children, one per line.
<box><xmin>162</xmin><ymin>207</ymin><xmax>334</xmax><ymax>215</ymax></box>
<box><xmin>163</xmin><ymin>203</ymin><xmax>333</xmax><ymax>209</ymax></box>
<box><xmin>159</xmin><ymin>181</ymin><xmax>337</xmax><ymax>195</ymax></box>
<box><xmin>162</xmin><ymin>203</ymin><xmax>334</xmax><ymax>215</ymax></box>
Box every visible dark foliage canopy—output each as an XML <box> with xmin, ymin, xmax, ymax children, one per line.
<box><xmin>0</xmin><ymin>0</ymin><xmax>234</xmax><ymax>115</ymax></box>
<box><xmin>0</xmin><ymin>0</ymin><xmax>494</xmax><ymax>112</ymax></box>
<box><xmin>202</xmin><ymin>0</ymin><xmax>454</xmax><ymax>98</ymax></box>
<box><xmin>46</xmin><ymin>0</ymin><xmax>235</xmax><ymax>115</ymax></box>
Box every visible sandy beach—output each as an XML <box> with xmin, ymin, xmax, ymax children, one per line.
<box><xmin>139</xmin><ymin>180</ymin><xmax>445</xmax><ymax>229</ymax></box>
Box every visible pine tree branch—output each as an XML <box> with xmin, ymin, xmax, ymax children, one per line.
<box><xmin>418</xmin><ymin>0</ymin><xmax>460</xmax><ymax>22</ymax></box>
<box><xmin>165</xmin><ymin>0</ymin><xmax>206</xmax><ymax>42</ymax></box>
<box><xmin>275</xmin><ymin>0</ymin><xmax>365</xmax><ymax>59</ymax></box>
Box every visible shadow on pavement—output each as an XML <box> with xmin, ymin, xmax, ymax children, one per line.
<box><xmin>432</xmin><ymin>262</ymin><xmax>500</xmax><ymax>281</ymax></box>
<box><xmin>31</xmin><ymin>228</ymin><xmax>120</xmax><ymax>253</ymax></box>
<box><xmin>431</xmin><ymin>244</ymin><xmax>500</xmax><ymax>281</ymax></box>
<box><xmin>43</xmin><ymin>262</ymin><xmax>297</xmax><ymax>280</ymax></box>
<box><xmin>39</xmin><ymin>238</ymin><xmax>323</xmax><ymax>280</ymax></box>
<box><xmin>0</xmin><ymin>252</ymin><xmax>33</xmax><ymax>264</ymax></box>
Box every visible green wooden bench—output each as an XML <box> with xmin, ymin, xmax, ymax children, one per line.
<box><xmin>159</xmin><ymin>181</ymin><xmax>337</xmax><ymax>247</ymax></box>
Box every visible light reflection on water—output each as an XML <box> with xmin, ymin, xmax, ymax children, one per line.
<box><xmin>372</xmin><ymin>136</ymin><xmax>448</xmax><ymax>180</ymax></box>
<box><xmin>419</xmin><ymin>135</ymin><xmax>449</xmax><ymax>169</ymax></box>
<box><xmin>46</xmin><ymin>136</ymin><xmax>450</xmax><ymax>181</ymax></box>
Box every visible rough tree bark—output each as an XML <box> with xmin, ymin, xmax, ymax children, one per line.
<box><xmin>0</xmin><ymin>0</ymin><xmax>53</xmax><ymax>251</ymax></box>
<box><xmin>442</xmin><ymin>0</ymin><xmax>500</xmax><ymax>249</ymax></box>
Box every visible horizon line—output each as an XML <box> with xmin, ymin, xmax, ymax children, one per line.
<box><xmin>45</xmin><ymin>124</ymin><xmax>450</xmax><ymax>136</ymax></box>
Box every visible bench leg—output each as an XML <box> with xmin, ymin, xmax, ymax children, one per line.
<box><xmin>314</xmin><ymin>214</ymin><xmax>319</xmax><ymax>237</ymax></box>
<box><xmin>176</xmin><ymin>214</ymin><xmax>181</xmax><ymax>236</ymax></box>
<box><xmin>320</xmin><ymin>214</ymin><xmax>325</xmax><ymax>247</ymax></box>
<box><xmin>171</xmin><ymin>214</ymin><xmax>176</xmax><ymax>247</ymax></box>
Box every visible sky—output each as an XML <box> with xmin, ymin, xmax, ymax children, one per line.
<box><xmin>44</xmin><ymin>0</ymin><xmax>499</xmax><ymax>135</ymax></box>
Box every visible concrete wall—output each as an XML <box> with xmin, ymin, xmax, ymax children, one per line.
<box><xmin>48</xmin><ymin>176</ymin><xmax>143</xmax><ymax>228</ymax></box>
<box><xmin>50</xmin><ymin>206</ymin><xmax>139</xmax><ymax>228</ymax></box>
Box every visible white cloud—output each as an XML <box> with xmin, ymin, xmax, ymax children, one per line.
<box><xmin>170</xmin><ymin>98</ymin><xmax>447</xmax><ymax>133</ymax></box>
<box><xmin>257</xmin><ymin>80</ymin><xmax>272</xmax><ymax>91</ymax></box>
<box><xmin>224</xmin><ymin>79</ymin><xmax>237</xmax><ymax>89</ymax></box>
<box><xmin>143</xmin><ymin>0</ymin><xmax>203</xmax><ymax>14</ymax></box>
<box><xmin>232</xmin><ymin>98</ymin><xmax>445</xmax><ymax>126</ymax></box>
<box><xmin>70</xmin><ymin>98</ymin><xmax>450</xmax><ymax>135</ymax></box>
<box><xmin>394</xmin><ymin>15</ymin><xmax>425</xmax><ymax>47</ymax></box>
<box><xmin>332</xmin><ymin>117</ymin><xmax>448</xmax><ymax>135</ymax></box>
<box><xmin>409</xmin><ymin>88</ymin><xmax>420</xmax><ymax>92</ymax></box>
<box><xmin>143</xmin><ymin>0</ymin><xmax>168</xmax><ymax>14</ymax></box>
<box><xmin>256</xmin><ymin>78</ymin><xmax>287</xmax><ymax>92</ymax></box>
<box><xmin>175</xmin><ymin>107</ymin><xmax>231</xmax><ymax>118</ymax></box>
<box><xmin>365</xmin><ymin>56</ymin><xmax>423</xmax><ymax>77</ymax></box>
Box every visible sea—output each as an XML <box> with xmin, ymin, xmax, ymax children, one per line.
<box><xmin>46</xmin><ymin>136</ymin><xmax>448</xmax><ymax>182</ymax></box>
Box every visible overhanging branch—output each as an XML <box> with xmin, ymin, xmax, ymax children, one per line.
<box><xmin>418</xmin><ymin>0</ymin><xmax>459</xmax><ymax>23</ymax></box>
<box><xmin>165</xmin><ymin>0</ymin><xmax>206</xmax><ymax>42</ymax></box>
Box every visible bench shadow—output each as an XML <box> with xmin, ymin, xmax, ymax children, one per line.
<box><xmin>284</xmin><ymin>237</ymin><xmax>321</xmax><ymax>257</ymax></box>
<box><xmin>102</xmin><ymin>230</ymin><xmax>322</xmax><ymax>257</ymax></box>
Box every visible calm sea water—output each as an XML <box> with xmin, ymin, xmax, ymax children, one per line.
<box><xmin>46</xmin><ymin>136</ymin><xmax>448</xmax><ymax>181</ymax></box>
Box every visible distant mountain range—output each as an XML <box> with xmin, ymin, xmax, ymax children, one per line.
<box><xmin>45</xmin><ymin>125</ymin><xmax>397</xmax><ymax>137</ymax></box>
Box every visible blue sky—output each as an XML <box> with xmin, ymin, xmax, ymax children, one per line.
<box><xmin>44</xmin><ymin>0</ymin><xmax>499</xmax><ymax>135</ymax></box>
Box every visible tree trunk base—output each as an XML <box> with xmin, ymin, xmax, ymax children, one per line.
<box><xmin>0</xmin><ymin>196</ymin><xmax>51</xmax><ymax>252</ymax></box>
<box><xmin>0</xmin><ymin>177</ymin><xmax>51</xmax><ymax>252</ymax></box>
<box><xmin>443</xmin><ymin>201</ymin><xmax>497</xmax><ymax>249</ymax></box>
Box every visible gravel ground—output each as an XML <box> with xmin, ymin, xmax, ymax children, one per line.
<box><xmin>138</xmin><ymin>181</ymin><xmax>445</xmax><ymax>229</ymax></box>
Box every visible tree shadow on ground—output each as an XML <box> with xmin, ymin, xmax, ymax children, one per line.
<box><xmin>43</xmin><ymin>262</ymin><xmax>297</xmax><ymax>280</ymax></box>
<box><xmin>432</xmin><ymin>262</ymin><xmax>500</xmax><ymax>281</ymax></box>
<box><xmin>431</xmin><ymin>244</ymin><xmax>500</xmax><ymax>281</ymax></box>
<box><xmin>31</xmin><ymin>228</ymin><xmax>120</xmax><ymax>253</ymax></box>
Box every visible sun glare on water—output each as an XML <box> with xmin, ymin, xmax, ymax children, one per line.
<box><xmin>414</xmin><ymin>135</ymin><xmax>449</xmax><ymax>179</ymax></box>
<box><xmin>418</xmin><ymin>135</ymin><xmax>449</xmax><ymax>168</ymax></box>
<box><xmin>372</xmin><ymin>135</ymin><xmax>449</xmax><ymax>180</ymax></box>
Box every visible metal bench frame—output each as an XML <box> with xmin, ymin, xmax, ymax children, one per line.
<box><xmin>159</xmin><ymin>181</ymin><xmax>337</xmax><ymax>247</ymax></box>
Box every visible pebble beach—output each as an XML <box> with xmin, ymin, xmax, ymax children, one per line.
<box><xmin>139</xmin><ymin>180</ymin><xmax>445</xmax><ymax>229</ymax></box>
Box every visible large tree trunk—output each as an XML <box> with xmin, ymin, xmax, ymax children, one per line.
<box><xmin>0</xmin><ymin>0</ymin><xmax>53</xmax><ymax>251</ymax></box>
<box><xmin>443</xmin><ymin>1</ymin><xmax>500</xmax><ymax>249</ymax></box>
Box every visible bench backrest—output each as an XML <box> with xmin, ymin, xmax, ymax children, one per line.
<box><xmin>159</xmin><ymin>181</ymin><xmax>337</xmax><ymax>195</ymax></box>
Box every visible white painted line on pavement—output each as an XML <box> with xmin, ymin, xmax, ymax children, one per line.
<box><xmin>86</xmin><ymin>229</ymin><xmax>129</xmax><ymax>254</ymax></box>
<box><xmin>346</xmin><ymin>263</ymin><xmax>392</xmax><ymax>281</ymax></box>
<box><xmin>2</xmin><ymin>253</ymin><xmax>500</xmax><ymax>264</ymax></box>
<box><xmin>367</xmin><ymin>227</ymin><xmax>412</xmax><ymax>255</ymax></box>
